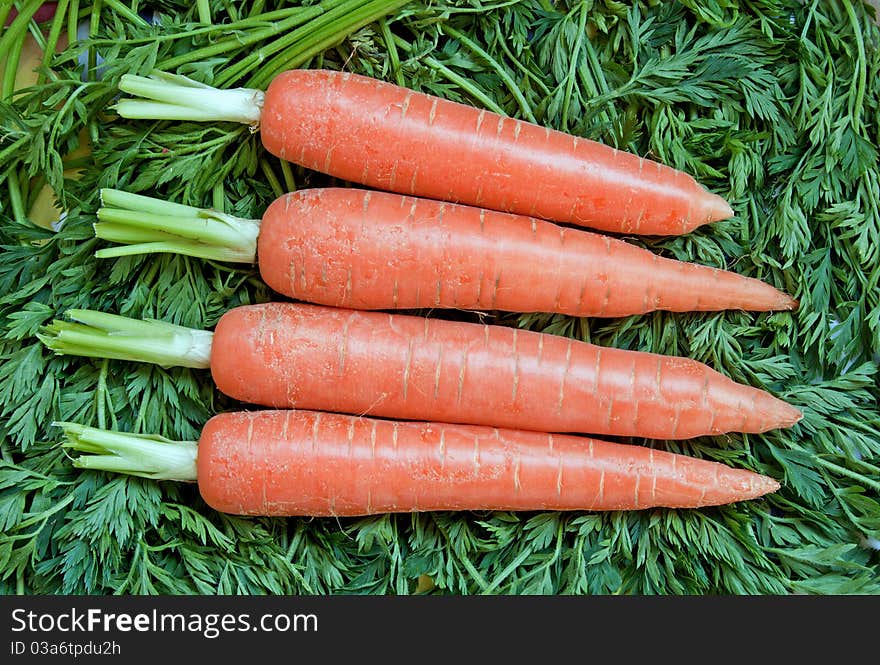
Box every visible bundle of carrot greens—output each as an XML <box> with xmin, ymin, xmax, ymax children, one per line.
<box><xmin>1</xmin><ymin>1</ymin><xmax>878</xmax><ymax>595</ymax></box>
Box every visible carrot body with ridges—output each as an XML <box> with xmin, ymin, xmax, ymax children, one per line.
<box><xmin>256</xmin><ymin>188</ymin><xmax>795</xmax><ymax>316</ymax></box>
<box><xmin>259</xmin><ymin>69</ymin><xmax>733</xmax><ymax>235</ymax></box>
<box><xmin>199</xmin><ymin>411</ymin><xmax>780</xmax><ymax>515</ymax></box>
<box><xmin>207</xmin><ymin>303</ymin><xmax>801</xmax><ymax>440</ymax></box>
<box><xmin>56</xmin><ymin>411</ymin><xmax>782</xmax><ymax>516</ymax></box>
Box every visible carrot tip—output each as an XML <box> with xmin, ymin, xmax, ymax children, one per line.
<box><xmin>704</xmin><ymin>193</ymin><xmax>735</xmax><ymax>223</ymax></box>
<box><xmin>735</xmin><ymin>470</ymin><xmax>782</xmax><ymax>502</ymax></box>
<box><xmin>758</xmin><ymin>475</ymin><xmax>782</xmax><ymax>496</ymax></box>
<box><xmin>771</xmin><ymin>293</ymin><xmax>799</xmax><ymax>312</ymax></box>
<box><xmin>725</xmin><ymin>469</ymin><xmax>781</xmax><ymax>504</ymax></box>
<box><xmin>751</xmin><ymin>392</ymin><xmax>803</xmax><ymax>432</ymax></box>
<box><xmin>779</xmin><ymin>403</ymin><xmax>804</xmax><ymax>429</ymax></box>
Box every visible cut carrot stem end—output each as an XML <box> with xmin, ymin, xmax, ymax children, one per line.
<box><xmin>38</xmin><ymin>309</ymin><xmax>213</xmax><ymax>369</ymax></box>
<box><xmin>115</xmin><ymin>71</ymin><xmax>264</xmax><ymax>127</ymax></box>
<box><xmin>95</xmin><ymin>188</ymin><xmax>260</xmax><ymax>263</ymax></box>
<box><xmin>54</xmin><ymin>421</ymin><xmax>198</xmax><ymax>482</ymax></box>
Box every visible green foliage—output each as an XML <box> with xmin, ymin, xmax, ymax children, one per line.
<box><xmin>0</xmin><ymin>0</ymin><xmax>878</xmax><ymax>595</ymax></box>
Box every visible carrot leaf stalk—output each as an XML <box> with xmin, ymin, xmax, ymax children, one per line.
<box><xmin>38</xmin><ymin>309</ymin><xmax>213</xmax><ymax>369</ymax></box>
<box><xmin>54</xmin><ymin>421</ymin><xmax>197</xmax><ymax>482</ymax></box>
<box><xmin>115</xmin><ymin>71</ymin><xmax>264</xmax><ymax>128</ymax></box>
<box><xmin>95</xmin><ymin>188</ymin><xmax>260</xmax><ymax>263</ymax></box>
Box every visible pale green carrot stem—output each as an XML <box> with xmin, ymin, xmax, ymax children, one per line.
<box><xmin>100</xmin><ymin>188</ymin><xmax>201</xmax><ymax>216</ymax></box>
<box><xmin>94</xmin><ymin>188</ymin><xmax>260</xmax><ymax>263</ymax></box>
<box><xmin>38</xmin><ymin>309</ymin><xmax>213</xmax><ymax>369</ymax></box>
<box><xmin>54</xmin><ymin>422</ymin><xmax>197</xmax><ymax>482</ymax></box>
<box><xmin>115</xmin><ymin>71</ymin><xmax>264</xmax><ymax>127</ymax></box>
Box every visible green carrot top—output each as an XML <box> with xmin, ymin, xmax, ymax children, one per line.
<box><xmin>38</xmin><ymin>309</ymin><xmax>213</xmax><ymax>369</ymax></box>
<box><xmin>95</xmin><ymin>188</ymin><xmax>261</xmax><ymax>264</ymax></box>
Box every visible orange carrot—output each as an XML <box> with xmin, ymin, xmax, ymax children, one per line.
<box><xmin>114</xmin><ymin>70</ymin><xmax>734</xmax><ymax>236</ymax></box>
<box><xmin>38</xmin><ymin>303</ymin><xmax>803</xmax><ymax>440</ymax></box>
<box><xmin>94</xmin><ymin>188</ymin><xmax>797</xmax><ymax>317</ymax></box>
<box><xmin>55</xmin><ymin>410</ymin><xmax>782</xmax><ymax>515</ymax></box>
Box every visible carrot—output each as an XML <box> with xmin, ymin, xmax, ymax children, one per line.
<box><xmin>54</xmin><ymin>410</ymin><xmax>782</xmax><ymax>515</ymax></box>
<box><xmin>94</xmin><ymin>188</ymin><xmax>798</xmax><ymax>317</ymax></box>
<box><xmin>113</xmin><ymin>70</ymin><xmax>734</xmax><ymax>236</ymax></box>
<box><xmin>38</xmin><ymin>302</ymin><xmax>803</xmax><ymax>440</ymax></box>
